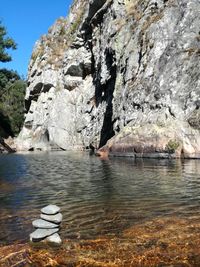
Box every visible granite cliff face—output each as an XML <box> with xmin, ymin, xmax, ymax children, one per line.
<box><xmin>17</xmin><ymin>0</ymin><xmax>200</xmax><ymax>158</ymax></box>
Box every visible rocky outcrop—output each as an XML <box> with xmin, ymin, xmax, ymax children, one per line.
<box><xmin>17</xmin><ymin>0</ymin><xmax>200</xmax><ymax>158</ymax></box>
<box><xmin>0</xmin><ymin>137</ymin><xmax>15</xmax><ymax>153</ymax></box>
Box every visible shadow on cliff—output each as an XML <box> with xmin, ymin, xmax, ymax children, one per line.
<box><xmin>93</xmin><ymin>48</ymin><xmax>117</xmax><ymax>148</ymax></box>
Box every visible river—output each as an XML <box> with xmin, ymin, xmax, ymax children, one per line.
<box><xmin>0</xmin><ymin>151</ymin><xmax>200</xmax><ymax>245</ymax></box>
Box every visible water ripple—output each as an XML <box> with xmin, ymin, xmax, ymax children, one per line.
<box><xmin>0</xmin><ymin>153</ymin><xmax>200</xmax><ymax>244</ymax></box>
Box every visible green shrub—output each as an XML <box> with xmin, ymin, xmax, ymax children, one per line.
<box><xmin>166</xmin><ymin>139</ymin><xmax>180</xmax><ymax>153</ymax></box>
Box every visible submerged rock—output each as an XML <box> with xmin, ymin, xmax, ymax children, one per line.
<box><xmin>32</xmin><ymin>219</ymin><xmax>59</xmax><ymax>229</ymax></box>
<box><xmin>30</xmin><ymin>228</ymin><xmax>59</xmax><ymax>242</ymax></box>
<box><xmin>41</xmin><ymin>204</ymin><xmax>60</xmax><ymax>215</ymax></box>
<box><xmin>40</xmin><ymin>212</ymin><xmax>63</xmax><ymax>224</ymax></box>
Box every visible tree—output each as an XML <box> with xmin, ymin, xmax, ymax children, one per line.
<box><xmin>0</xmin><ymin>21</ymin><xmax>17</xmax><ymax>62</ymax></box>
<box><xmin>1</xmin><ymin>79</ymin><xmax>26</xmax><ymax>134</ymax></box>
<box><xmin>0</xmin><ymin>21</ymin><xmax>25</xmax><ymax>137</ymax></box>
<box><xmin>0</xmin><ymin>68</ymin><xmax>20</xmax><ymax>97</ymax></box>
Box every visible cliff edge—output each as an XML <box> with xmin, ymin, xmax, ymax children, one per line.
<box><xmin>17</xmin><ymin>0</ymin><xmax>200</xmax><ymax>158</ymax></box>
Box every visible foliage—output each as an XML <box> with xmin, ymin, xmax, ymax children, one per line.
<box><xmin>0</xmin><ymin>21</ymin><xmax>17</xmax><ymax>62</ymax></box>
<box><xmin>0</xmin><ymin>74</ymin><xmax>26</xmax><ymax>136</ymax></box>
<box><xmin>166</xmin><ymin>139</ymin><xmax>180</xmax><ymax>153</ymax></box>
<box><xmin>0</xmin><ymin>111</ymin><xmax>12</xmax><ymax>137</ymax></box>
<box><xmin>0</xmin><ymin>68</ymin><xmax>20</xmax><ymax>96</ymax></box>
<box><xmin>0</xmin><ymin>22</ymin><xmax>26</xmax><ymax>137</ymax></box>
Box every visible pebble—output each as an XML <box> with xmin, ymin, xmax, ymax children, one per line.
<box><xmin>32</xmin><ymin>219</ymin><xmax>59</xmax><ymax>229</ymax></box>
<box><xmin>30</xmin><ymin>228</ymin><xmax>58</xmax><ymax>242</ymax></box>
<box><xmin>40</xmin><ymin>212</ymin><xmax>63</xmax><ymax>224</ymax></box>
<box><xmin>41</xmin><ymin>204</ymin><xmax>60</xmax><ymax>215</ymax></box>
<box><xmin>45</xmin><ymin>233</ymin><xmax>62</xmax><ymax>244</ymax></box>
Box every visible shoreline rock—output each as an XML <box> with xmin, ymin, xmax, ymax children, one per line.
<box><xmin>0</xmin><ymin>137</ymin><xmax>16</xmax><ymax>153</ymax></box>
<box><xmin>97</xmin><ymin>119</ymin><xmax>200</xmax><ymax>159</ymax></box>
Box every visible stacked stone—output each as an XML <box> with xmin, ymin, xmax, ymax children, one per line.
<box><xmin>30</xmin><ymin>204</ymin><xmax>62</xmax><ymax>244</ymax></box>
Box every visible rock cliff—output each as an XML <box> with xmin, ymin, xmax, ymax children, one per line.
<box><xmin>17</xmin><ymin>0</ymin><xmax>200</xmax><ymax>158</ymax></box>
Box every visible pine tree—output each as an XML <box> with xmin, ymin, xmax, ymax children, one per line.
<box><xmin>0</xmin><ymin>21</ymin><xmax>17</xmax><ymax>62</ymax></box>
<box><xmin>0</xmin><ymin>21</ymin><xmax>25</xmax><ymax>137</ymax></box>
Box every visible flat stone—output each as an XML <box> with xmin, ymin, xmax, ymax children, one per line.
<box><xmin>32</xmin><ymin>219</ymin><xmax>59</xmax><ymax>229</ymax></box>
<box><xmin>40</xmin><ymin>213</ymin><xmax>63</xmax><ymax>224</ymax></box>
<box><xmin>45</xmin><ymin>233</ymin><xmax>62</xmax><ymax>244</ymax></box>
<box><xmin>30</xmin><ymin>228</ymin><xmax>58</xmax><ymax>242</ymax></box>
<box><xmin>41</xmin><ymin>204</ymin><xmax>60</xmax><ymax>215</ymax></box>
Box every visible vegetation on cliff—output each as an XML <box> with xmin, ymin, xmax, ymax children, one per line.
<box><xmin>0</xmin><ymin>21</ymin><xmax>26</xmax><ymax>137</ymax></box>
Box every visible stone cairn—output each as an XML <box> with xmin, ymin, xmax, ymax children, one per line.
<box><xmin>30</xmin><ymin>204</ymin><xmax>62</xmax><ymax>244</ymax></box>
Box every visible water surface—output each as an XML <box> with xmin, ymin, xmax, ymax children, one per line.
<box><xmin>0</xmin><ymin>151</ymin><xmax>200</xmax><ymax>245</ymax></box>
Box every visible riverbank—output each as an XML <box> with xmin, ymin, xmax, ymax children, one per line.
<box><xmin>1</xmin><ymin>215</ymin><xmax>200</xmax><ymax>267</ymax></box>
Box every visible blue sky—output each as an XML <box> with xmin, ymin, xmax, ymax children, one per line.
<box><xmin>0</xmin><ymin>0</ymin><xmax>73</xmax><ymax>78</ymax></box>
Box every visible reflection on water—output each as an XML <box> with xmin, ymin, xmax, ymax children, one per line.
<box><xmin>0</xmin><ymin>152</ymin><xmax>200</xmax><ymax>244</ymax></box>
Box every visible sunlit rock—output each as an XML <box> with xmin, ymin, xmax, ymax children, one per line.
<box><xmin>41</xmin><ymin>204</ymin><xmax>60</xmax><ymax>215</ymax></box>
<box><xmin>45</xmin><ymin>233</ymin><xmax>62</xmax><ymax>244</ymax></box>
<box><xmin>32</xmin><ymin>219</ymin><xmax>59</xmax><ymax>229</ymax></box>
<box><xmin>30</xmin><ymin>228</ymin><xmax>58</xmax><ymax>242</ymax></box>
<box><xmin>40</xmin><ymin>212</ymin><xmax>63</xmax><ymax>224</ymax></box>
<box><xmin>17</xmin><ymin>0</ymin><xmax>200</xmax><ymax>158</ymax></box>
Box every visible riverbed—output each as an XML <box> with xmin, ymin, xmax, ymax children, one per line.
<box><xmin>0</xmin><ymin>152</ymin><xmax>200</xmax><ymax>246</ymax></box>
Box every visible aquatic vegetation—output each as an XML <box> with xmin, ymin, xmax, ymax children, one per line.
<box><xmin>1</xmin><ymin>215</ymin><xmax>200</xmax><ymax>266</ymax></box>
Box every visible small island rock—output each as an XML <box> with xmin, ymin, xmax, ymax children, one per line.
<box><xmin>40</xmin><ymin>212</ymin><xmax>63</xmax><ymax>224</ymax></box>
<box><xmin>30</xmin><ymin>228</ymin><xmax>58</xmax><ymax>242</ymax></box>
<box><xmin>32</xmin><ymin>219</ymin><xmax>59</xmax><ymax>229</ymax></box>
<box><xmin>41</xmin><ymin>204</ymin><xmax>60</xmax><ymax>215</ymax></box>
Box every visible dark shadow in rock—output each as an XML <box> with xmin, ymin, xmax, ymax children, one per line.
<box><xmin>99</xmin><ymin>48</ymin><xmax>117</xmax><ymax>148</ymax></box>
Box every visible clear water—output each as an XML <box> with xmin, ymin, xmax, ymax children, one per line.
<box><xmin>0</xmin><ymin>151</ymin><xmax>200</xmax><ymax>245</ymax></box>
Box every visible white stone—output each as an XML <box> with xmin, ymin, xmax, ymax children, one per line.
<box><xmin>40</xmin><ymin>213</ymin><xmax>63</xmax><ymax>224</ymax></box>
<box><xmin>41</xmin><ymin>204</ymin><xmax>60</xmax><ymax>215</ymax></box>
<box><xmin>30</xmin><ymin>228</ymin><xmax>58</xmax><ymax>242</ymax></box>
<box><xmin>32</xmin><ymin>219</ymin><xmax>59</xmax><ymax>229</ymax></box>
<box><xmin>46</xmin><ymin>233</ymin><xmax>62</xmax><ymax>244</ymax></box>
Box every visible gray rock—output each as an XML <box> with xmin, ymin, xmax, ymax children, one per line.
<box><xmin>41</xmin><ymin>204</ymin><xmax>60</xmax><ymax>215</ymax></box>
<box><xmin>16</xmin><ymin>0</ymin><xmax>200</xmax><ymax>158</ymax></box>
<box><xmin>40</xmin><ymin>212</ymin><xmax>63</xmax><ymax>224</ymax></box>
<box><xmin>32</xmin><ymin>219</ymin><xmax>59</xmax><ymax>229</ymax></box>
<box><xmin>45</xmin><ymin>233</ymin><xmax>62</xmax><ymax>244</ymax></box>
<box><xmin>30</xmin><ymin>228</ymin><xmax>58</xmax><ymax>242</ymax></box>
